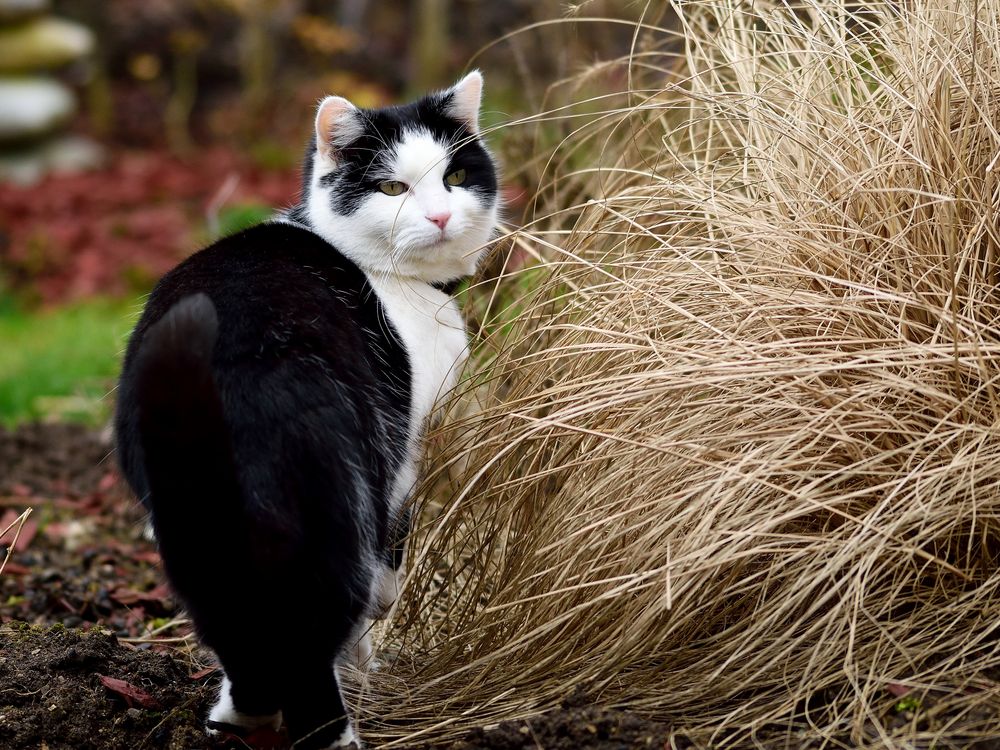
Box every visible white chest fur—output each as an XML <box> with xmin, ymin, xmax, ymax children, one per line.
<box><xmin>365</xmin><ymin>274</ymin><xmax>468</xmax><ymax>432</ymax></box>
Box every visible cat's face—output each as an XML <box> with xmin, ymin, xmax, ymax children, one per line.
<box><xmin>305</xmin><ymin>72</ymin><xmax>498</xmax><ymax>283</ymax></box>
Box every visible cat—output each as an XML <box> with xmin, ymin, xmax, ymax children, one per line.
<box><xmin>114</xmin><ymin>71</ymin><xmax>498</xmax><ymax>749</ymax></box>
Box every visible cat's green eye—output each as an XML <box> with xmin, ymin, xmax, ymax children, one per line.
<box><xmin>445</xmin><ymin>169</ymin><xmax>467</xmax><ymax>186</ymax></box>
<box><xmin>378</xmin><ymin>180</ymin><xmax>406</xmax><ymax>196</ymax></box>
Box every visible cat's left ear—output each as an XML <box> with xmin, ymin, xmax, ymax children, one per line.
<box><xmin>315</xmin><ymin>95</ymin><xmax>362</xmax><ymax>166</ymax></box>
<box><xmin>444</xmin><ymin>70</ymin><xmax>483</xmax><ymax>135</ymax></box>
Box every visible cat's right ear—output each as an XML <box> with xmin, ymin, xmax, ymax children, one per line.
<box><xmin>315</xmin><ymin>96</ymin><xmax>361</xmax><ymax>166</ymax></box>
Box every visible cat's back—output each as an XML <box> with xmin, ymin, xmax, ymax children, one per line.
<box><xmin>134</xmin><ymin>222</ymin><xmax>371</xmax><ymax>352</ymax></box>
<box><xmin>122</xmin><ymin>220</ymin><xmax>411</xmax><ymax>405</ymax></box>
<box><xmin>117</xmin><ymin>222</ymin><xmax>411</xmax><ymax>505</ymax></box>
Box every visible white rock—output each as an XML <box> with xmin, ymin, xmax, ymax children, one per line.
<box><xmin>0</xmin><ymin>147</ymin><xmax>47</xmax><ymax>184</ymax></box>
<box><xmin>0</xmin><ymin>77</ymin><xmax>73</xmax><ymax>141</ymax></box>
<box><xmin>0</xmin><ymin>16</ymin><xmax>94</xmax><ymax>72</ymax></box>
<box><xmin>0</xmin><ymin>134</ymin><xmax>103</xmax><ymax>185</ymax></box>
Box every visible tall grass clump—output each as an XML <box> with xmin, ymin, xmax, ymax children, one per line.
<box><xmin>362</xmin><ymin>1</ymin><xmax>1000</xmax><ymax>746</ymax></box>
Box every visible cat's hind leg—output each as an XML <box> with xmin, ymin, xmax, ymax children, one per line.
<box><xmin>281</xmin><ymin>662</ymin><xmax>359</xmax><ymax>749</ymax></box>
<box><xmin>205</xmin><ymin>671</ymin><xmax>282</xmax><ymax>736</ymax></box>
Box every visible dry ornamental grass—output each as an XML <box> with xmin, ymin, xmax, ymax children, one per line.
<box><xmin>356</xmin><ymin>1</ymin><xmax>1000</xmax><ymax>747</ymax></box>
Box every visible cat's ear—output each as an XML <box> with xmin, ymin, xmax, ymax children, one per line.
<box><xmin>315</xmin><ymin>95</ymin><xmax>362</xmax><ymax>166</ymax></box>
<box><xmin>444</xmin><ymin>70</ymin><xmax>483</xmax><ymax>135</ymax></box>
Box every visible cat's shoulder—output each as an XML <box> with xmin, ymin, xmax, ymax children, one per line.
<box><xmin>148</xmin><ymin>221</ymin><xmax>374</xmax><ymax>304</ymax></box>
<box><xmin>170</xmin><ymin>220</ymin><xmax>357</xmax><ymax>277</ymax></box>
<box><xmin>134</xmin><ymin>221</ymin><xmax>374</xmax><ymax>341</ymax></box>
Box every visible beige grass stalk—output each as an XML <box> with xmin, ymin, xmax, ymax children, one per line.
<box><xmin>354</xmin><ymin>1</ymin><xmax>1000</xmax><ymax>746</ymax></box>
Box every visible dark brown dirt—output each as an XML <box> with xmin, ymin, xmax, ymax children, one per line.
<box><xmin>0</xmin><ymin>623</ymin><xmax>212</xmax><ymax>750</ymax></box>
<box><xmin>0</xmin><ymin>422</ymin><xmax>110</xmax><ymax>497</ymax></box>
<box><xmin>0</xmin><ymin>422</ymin><xmax>177</xmax><ymax>637</ymax></box>
<box><xmin>0</xmin><ymin>423</ymin><xmax>219</xmax><ymax>749</ymax></box>
<box><xmin>449</xmin><ymin>707</ymin><xmax>681</xmax><ymax>750</ymax></box>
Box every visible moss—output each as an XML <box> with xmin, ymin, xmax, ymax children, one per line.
<box><xmin>2</xmin><ymin>620</ymin><xmax>38</xmax><ymax>641</ymax></box>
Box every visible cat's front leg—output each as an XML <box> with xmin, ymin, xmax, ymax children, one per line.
<box><xmin>374</xmin><ymin>502</ymin><xmax>411</xmax><ymax>618</ymax></box>
<box><xmin>371</xmin><ymin>562</ymin><xmax>404</xmax><ymax>619</ymax></box>
<box><xmin>351</xmin><ymin>624</ymin><xmax>374</xmax><ymax>669</ymax></box>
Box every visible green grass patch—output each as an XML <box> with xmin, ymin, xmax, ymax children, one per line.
<box><xmin>214</xmin><ymin>203</ymin><xmax>274</xmax><ymax>239</ymax></box>
<box><xmin>0</xmin><ymin>297</ymin><xmax>140</xmax><ymax>426</ymax></box>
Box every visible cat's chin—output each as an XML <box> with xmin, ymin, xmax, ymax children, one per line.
<box><xmin>303</xmin><ymin>208</ymin><xmax>490</xmax><ymax>284</ymax></box>
<box><xmin>408</xmin><ymin>245</ymin><xmax>489</xmax><ymax>283</ymax></box>
<box><xmin>363</xmin><ymin>230</ymin><xmax>490</xmax><ymax>283</ymax></box>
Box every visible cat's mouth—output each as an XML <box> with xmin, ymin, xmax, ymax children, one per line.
<box><xmin>419</xmin><ymin>231</ymin><xmax>451</xmax><ymax>249</ymax></box>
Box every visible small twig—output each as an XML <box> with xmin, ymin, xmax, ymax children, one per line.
<box><xmin>0</xmin><ymin>508</ymin><xmax>32</xmax><ymax>576</ymax></box>
<box><xmin>120</xmin><ymin>634</ymin><xmax>196</xmax><ymax>644</ymax></box>
<box><xmin>205</xmin><ymin>172</ymin><xmax>241</xmax><ymax>238</ymax></box>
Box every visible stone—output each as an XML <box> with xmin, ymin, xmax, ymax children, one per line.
<box><xmin>0</xmin><ymin>135</ymin><xmax>104</xmax><ymax>185</ymax></box>
<box><xmin>0</xmin><ymin>78</ymin><xmax>74</xmax><ymax>142</ymax></box>
<box><xmin>0</xmin><ymin>0</ymin><xmax>49</xmax><ymax>24</ymax></box>
<box><xmin>0</xmin><ymin>17</ymin><xmax>94</xmax><ymax>73</ymax></box>
<box><xmin>40</xmin><ymin>134</ymin><xmax>103</xmax><ymax>173</ymax></box>
<box><xmin>0</xmin><ymin>146</ymin><xmax>50</xmax><ymax>184</ymax></box>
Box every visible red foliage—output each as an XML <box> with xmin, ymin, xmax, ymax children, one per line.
<box><xmin>0</xmin><ymin>148</ymin><xmax>299</xmax><ymax>305</ymax></box>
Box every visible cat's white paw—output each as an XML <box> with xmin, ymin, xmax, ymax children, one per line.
<box><xmin>323</xmin><ymin>723</ymin><xmax>361</xmax><ymax>748</ymax></box>
<box><xmin>205</xmin><ymin>675</ymin><xmax>282</xmax><ymax>735</ymax></box>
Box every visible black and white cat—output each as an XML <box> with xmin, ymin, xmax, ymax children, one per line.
<box><xmin>115</xmin><ymin>72</ymin><xmax>498</xmax><ymax>749</ymax></box>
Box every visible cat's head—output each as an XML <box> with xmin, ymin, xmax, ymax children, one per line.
<box><xmin>303</xmin><ymin>71</ymin><xmax>498</xmax><ymax>283</ymax></box>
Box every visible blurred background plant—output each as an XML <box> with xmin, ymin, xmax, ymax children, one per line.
<box><xmin>0</xmin><ymin>0</ymin><xmax>643</xmax><ymax>426</ymax></box>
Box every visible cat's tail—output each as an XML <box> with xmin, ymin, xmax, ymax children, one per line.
<box><xmin>132</xmin><ymin>293</ymin><xmax>240</xmax><ymax>551</ymax></box>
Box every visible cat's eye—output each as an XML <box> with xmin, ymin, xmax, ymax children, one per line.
<box><xmin>445</xmin><ymin>169</ymin><xmax>467</xmax><ymax>186</ymax></box>
<box><xmin>378</xmin><ymin>180</ymin><xmax>406</xmax><ymax>196</ymax></box>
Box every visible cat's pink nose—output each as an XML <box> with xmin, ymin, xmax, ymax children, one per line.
<box><xmin>426</xmin><ymin>211</ymin><xmax>451</xmax><ymax>231</ymax></box>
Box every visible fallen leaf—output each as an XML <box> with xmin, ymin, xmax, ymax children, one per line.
<box><xmin>142</xmin><ymin>583</ymin><xmax>172</xmax><ymax>604</ymax></box>
<box><xmin>130</xmin><ymin>550</ymin><xmax>161</xmax><ymax>565</ymax></box>
<box><xmin>886</xmin><ymin>683</ymin><xmax>911</xmax><ymax>697</ymax></box>
<box><xmin>98</xmin><ymin>675</ymin><xmax>160</xmax><ymax>709</ymax></box>
<box><xmin>18</xmin><ymin>519</ymin><xmax>38</xmax><ymax>550</ymax></box>
<box><xmin>189</xmin><ymin>665</ymin><xmax>219</xmax><ymax>680</ymax></box>
<box><xmin>109</xmin><ymin>588</ymin><xmax>143</xmax><ymax>606</ymax></box>
<box><xmin>110</xmin><ymin>584</ymin><xmax>172</xmax><ymax>607</ymax></box>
